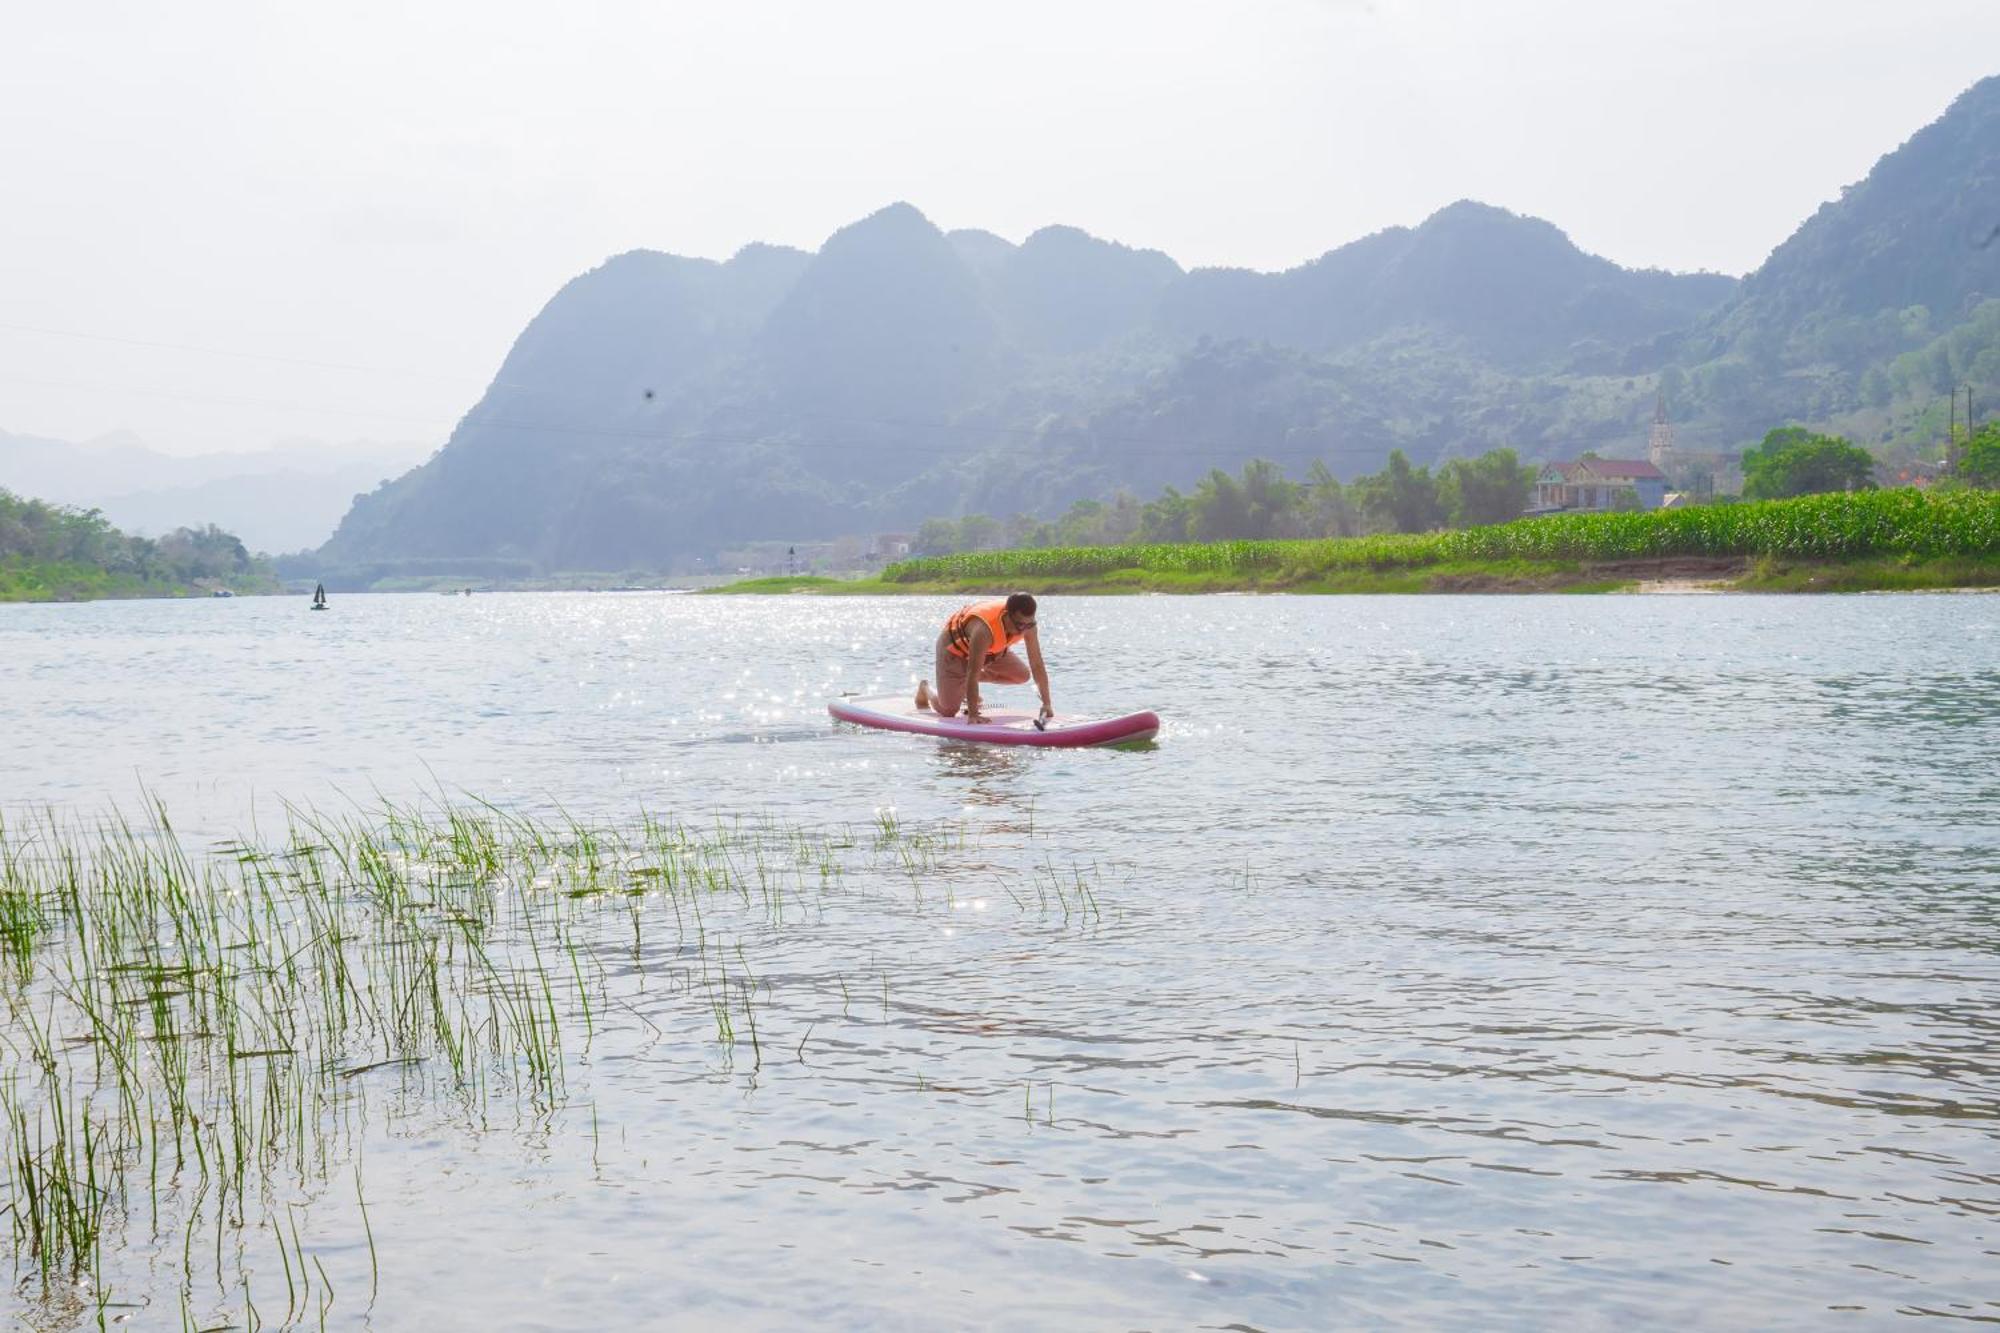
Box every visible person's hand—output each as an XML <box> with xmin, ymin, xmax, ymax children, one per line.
<box><xmin>1038</xmin><ymin>703</ymin><xmax>1055</xmax><ymax>721</ymax></box>
<box><xmin>965</xmin><ymin>701</ymin><xmax>988</xmax><ymax>725</ymax></box>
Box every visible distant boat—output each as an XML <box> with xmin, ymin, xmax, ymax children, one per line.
<box><xmin>311</xmin><ymin>582</ymin><xmax>328</xmax><ymax>611</ymax></box>
<box><xmin>211</xmin><ymin>588</ymin><xmax>235</xmax><ymax>598</ymax></box>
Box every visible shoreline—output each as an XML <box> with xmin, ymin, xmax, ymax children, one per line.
<box><xmin>12</xmin><ymin>555</ymin><xmax>1994</xmax><ymax>603</ymax></box>
<box><xmin>710</xmin><ymin>554</ymin><xmax>2000</xmax><ymax>596</ymax></box>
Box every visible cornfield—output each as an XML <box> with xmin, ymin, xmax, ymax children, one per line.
<box><xmin>882</xmin><ymin>490</ymin><xmax>2000</xmax><ymax>583</ymax></box>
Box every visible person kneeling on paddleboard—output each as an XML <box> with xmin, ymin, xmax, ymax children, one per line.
<box><xmin>915</xmin><ymin>592</ymin><xmax>1053</xmax><ymax>726</ymax></box>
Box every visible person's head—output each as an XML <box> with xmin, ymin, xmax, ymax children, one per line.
<box><xmin>1003</xmin><ymin>591</ymin><xmax>1037</xmax><ymax>632</ymax></box>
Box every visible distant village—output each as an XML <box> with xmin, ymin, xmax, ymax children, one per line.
<box><xmin>1529</xmin><ymin>395</ymin><xmax>1707</xmax><ymax>517</ymax></box>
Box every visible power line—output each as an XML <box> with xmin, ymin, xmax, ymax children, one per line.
<box><xmin>0</xmin><ymin>320</ymin><xmax>509</xmax><ymax>387</ymax></box>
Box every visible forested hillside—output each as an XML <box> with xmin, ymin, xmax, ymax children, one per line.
<box><xmin>0</xmin><ymin>489</ymin><xmax>272</xmax><ymax>601</ymax></box>
<box><xmin>1671</xmin><ymin>75</ymin><xmax>2000</xmax><ymax>454</ymax></box>
<box><xmin>314</xmin><ymin>76</ymin><xmax>2000</xmax><ymax>582</ymax></box>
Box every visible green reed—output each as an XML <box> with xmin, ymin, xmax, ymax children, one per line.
<box><xmin>0</xmin><ymin>794</ymin><xmax>1091</xmax><ymax>1321</ymax></box>
<box><xmin>882</xmin><ymin>488</ymin><xmax>2000</xmax><ymax>583</ymax></box>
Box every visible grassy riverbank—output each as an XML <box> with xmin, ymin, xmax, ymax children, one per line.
<box><xmin>714</xmin><ymin>490</ymin><xmax>2000</xmax><ymax>594</ymax></box>
<box><xmin>0</xmin><ymin>558</ymin><xmax>281</xmax><ymax>602</ymax></box>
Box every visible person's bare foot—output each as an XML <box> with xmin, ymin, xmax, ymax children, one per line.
<box><xmin>914</xmin><ymin>680</ymin><xmax>931</xmax><ymax>712</ymax></box>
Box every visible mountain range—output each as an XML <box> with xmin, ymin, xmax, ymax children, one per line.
<box><xmin>290</xmin><ymin>73</ymin><xmax>1999</xmax><ymax>577</ymax></box>
<box><xmin>0</xmin><ymin>432</ymin><xmax>433</xmax><ymax>554</ymax></box>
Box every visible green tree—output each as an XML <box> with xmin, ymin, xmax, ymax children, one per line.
<box><xmin>1237</xmin><ymin>459</ymin><xmax>1301</xmax><ymax>537</ymax></box>
<box><xmin>1352</xmin><ymin>451</ymin><xmax>1446</xmax><ymax>533</ymax></box>
<box><xmin>1188</xmin><ymin>459</ymin><xmax>1301</xmax><ymax>540</ymax></box>
<box><xmin>1189</xmin><ymin>469</ymin><xmax>1252</xmax><ymax>540</ymax></box>
<box><xmin>1138</xmin><ymin>487</ymin><xmax>1194</xmax><ymax>543</ymax></box>
<box><xmin>1741</xmin><ymin>427</ymin><xmax>1877</xmax><ymax>500</ymax></box>
<box><xmin>1694</xmin><ymin>356</ymin><xmax>1756</xmax><ymax>414</ymax></box>
<box><xmin>1924</xmin><ymin>342</ymin><xmax>1955</xmax><ymax>393</ymax></box>
<box><xmin>1959</xmin><ymin>420</ymin><xmax>2000</xmax><ymax>488</ymax></box>
<box><xmin>158</xmin><ymin>524</ymin><xmax>253</xmax><ymax>578</ymax></box>
<box><xmin>1299</xmin><ymin>460</ymin><xmax>1360</xmax><ymax>537</ymax></box>
<box><xmin>1053</xmin><ymin>499</ymin><xmax>1104</xmax><ymax>546</ymax></box>
<box><xmin>1438</xmin><ymin>448</ymin><xmax>1533</xmax><ymax>527</ymax></box>
<box><xmin>912</xmin><ymin>519</ymin><xmax>962</xmax><ymax>556</ymax></box>
<box><xmin>1003</xmin><ymin>512</ymin><xmax>1044</xmax><ymax>549</ymax></box>
<box><xmin>1099</xmin><ymin>491</ymin><xmax>1143</xmax><ymax>544</ymax></box>
<box><xmin>0</xmin><ymin>487</ymin><xmax>269</xmax><ymax>598</ymax></box>
<box><xmin>957</xmin><ymin>514</ymin><xmax>1004</xmax><ymax>551</ymax></box>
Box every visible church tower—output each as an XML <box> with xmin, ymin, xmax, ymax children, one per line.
<box><xmin>1647</xmin><ymin>391</ymin><xmax>1677</xmax><ymax>469</ymax></box>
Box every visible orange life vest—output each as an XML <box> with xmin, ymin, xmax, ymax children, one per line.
<box><xmin>943</xmin><ymin>599</ymin><xmax>1020</xmax><ymax>659</ymax></box>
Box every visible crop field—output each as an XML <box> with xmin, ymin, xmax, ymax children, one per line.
<box><xmin>880</xmin><ymin>489</ymin><xmax>2000</xmax><ymax>586</ymax></box>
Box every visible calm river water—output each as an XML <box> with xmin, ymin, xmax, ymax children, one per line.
<box><xmin>1</xmin><ymin>592</ymin><xmax>1997</xmax><ymax>1329</ymax></box>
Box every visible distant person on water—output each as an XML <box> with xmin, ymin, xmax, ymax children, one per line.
<box><xmin>915</xmin><ymin>592</ymin><xmax>1053</xmax><ymax>725</ymax></box>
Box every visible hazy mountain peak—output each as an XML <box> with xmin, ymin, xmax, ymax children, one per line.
<box><xmin>996</xmin><ymin>223</ymin><xmax>1184</xmax><ymax>355</ymax></box>
<box><xmin>728</xmin><ymin>240</ymin><xmax>811</xmax><ymax>269</ymax></box>
<box><xmin>0</xmin><ymin>427</ymin><xmax>431</xmax><ymax>552</ymax></box>
<box><xmin>1408</xmin><ymin>200</ymin><xmax>1594</xmax><ymax>263</ymax></box>
<box><xmin>1158</xmin><ymin>195</ymin><xmax>1732</xmax><ymax>365</ymax></box>
<box><xmin>1018</xmin><ymin>224</ymin><xmax>1182</xmax><ymax>273</ymax></box>
<box><xmin>758</xmin><ymin>200</ymin><xmax>994</xmax><ymax>419</ymax></box>
<box><xmin>1419</xmin><ymin>198</ymin><xmax>1536</xmax><ymax>228</ymax></box>
<box><xmin>825</xmin><ymin>200</ymin><xmax>943</xmax><ymax>250</ymax></box>
<box><xmin>581</xmin><ymin>249</ymin><xmax>721</xmax><ymax>286</ymax></box>
<box><xmin>481</xmin><ymin>241</ymin><xmax>808</xmax><ymax>434</ymax></box>
<box><xmin>1020</xmin><ymin>223</ymin><xmax>1094</xmax><ymax>249</ymax></box>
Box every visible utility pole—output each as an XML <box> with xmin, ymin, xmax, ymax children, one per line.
<box><xmin>1947</xmin><ymin>385</ymin><xmax>1977</xmax><ymax>471</ymax></box>
<box><xmin>1948</xmin><ymin>389</ymin><xmax>1959</xmax><ymax>471</ymax></box>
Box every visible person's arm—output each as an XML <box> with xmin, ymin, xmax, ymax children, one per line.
<box><xmin>1025</xmin><ymin>625</ymin><xmax>1052</xmax><ymax>719</ymax></box>
<box><xmin>963</xmin><ymin>621</ymin><xmax>992</xmax><ymax>722</ymax></box>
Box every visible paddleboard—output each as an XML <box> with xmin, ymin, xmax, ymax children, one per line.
<box><xmin>828</xmin><ymin>695</ymin><xmax>1158</xmax><ymax>748</ymax></box>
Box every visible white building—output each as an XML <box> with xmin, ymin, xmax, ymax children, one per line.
<box><xmin>1532</xmin><ymin>458</ymin><xmax>1669</xmax><ymax>513</ymax></box>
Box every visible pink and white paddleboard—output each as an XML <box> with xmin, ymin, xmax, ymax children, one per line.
<box><xmin>828</xmin><ymin>695</ymin><xmax>1159</xmax><ymax>748</ymax></box>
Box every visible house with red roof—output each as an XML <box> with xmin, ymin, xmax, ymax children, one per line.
<box><xmin>1531</xmin><ymin>457</ymin><xmax>1669</xmax><ymax>513</ymax></box>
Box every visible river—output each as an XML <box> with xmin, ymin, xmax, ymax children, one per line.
<box><xmin>1</xmin><ymin>592</ymin><xmax>1995</xmax><ymax>1328</ymax></box>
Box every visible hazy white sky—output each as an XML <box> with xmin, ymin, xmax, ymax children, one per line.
<box><xmin>3</xmin><ymin>0</ymin><xmax>1996</xmax><ymax>456</ymax></box>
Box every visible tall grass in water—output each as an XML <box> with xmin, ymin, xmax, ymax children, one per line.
<box><xmin>882</xmin><ymin>489</ymin><xmax>2000</xmax><ymax>583</ymax></box>
<box><xmin>0</xmin><ymin>796</ymin><xmax>1088</xmax><ymax>1324</ymax></box>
